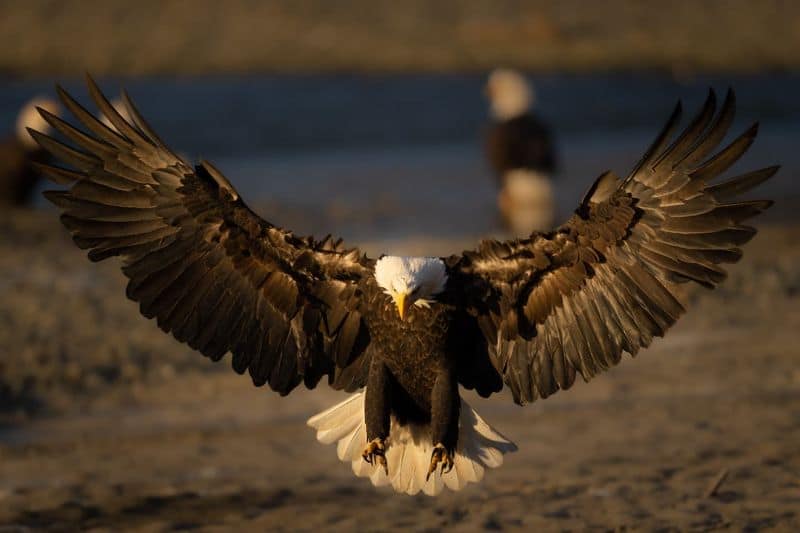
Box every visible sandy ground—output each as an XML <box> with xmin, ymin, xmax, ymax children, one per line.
<box><xmin>1</xmin><ymin>1</ymin><xmax>799</xmax><ymax>75</ymax></box>
<box><xmin>0</xmin><ymin>210</ymin><xmax>799</xmax><ymax>531</ymax></box>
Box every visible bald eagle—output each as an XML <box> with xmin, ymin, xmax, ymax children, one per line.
<box><xmin>485</xmin><ymin>68</ymin><xmax>558</xmax><ymax>235</ymax></box>
<box><xmin>0</xmin><ymin>97</ymin><xmax>60</xmax><ymax>206</ymax></box>
<box><xmin>32</xmin><ymin>78</ymin><xmax>777</xmax><ymax>496</ymax></box>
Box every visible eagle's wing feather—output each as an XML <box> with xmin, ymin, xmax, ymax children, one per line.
<box><xmin>33</xmin><ymin>76</ymin><xmax>374</xmax><ymax>395</ymax></box>
<box><xmin>455</xmin><ymin>89</ymin><xmax>777</xmax><ymax>404</ymax></box>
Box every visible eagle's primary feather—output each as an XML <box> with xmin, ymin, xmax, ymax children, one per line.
<box><xmin>34</xmin><ymin>78</ymin><xmax>777</xmax><ymax>496</ymax></box>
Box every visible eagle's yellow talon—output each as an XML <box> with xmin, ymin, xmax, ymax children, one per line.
<box><xmin>376</xmin><ymin>453</ymin><xmax>388</xmax><ymax>475</ymax></box>
<box><xmin>362</xmin><ymin>438</ymin><xmax>388</xmax><ymax>474</ymax></box>
<box><xmin>426</xmin><ymin>443</ymin><xmax>454</xmax><ymax>481</ymax></box>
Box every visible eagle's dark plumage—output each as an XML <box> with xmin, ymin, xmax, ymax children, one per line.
<box><xmin>34</xmin><ymin>78</ymin><xmax>777</xmax><ymax>496</ymax></box>
<box><xmin>486</xmin><ymin>113</ymin><xmax>557</xmax><ymax>180</ymax></box>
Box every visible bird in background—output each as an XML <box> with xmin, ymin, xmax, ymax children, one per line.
<box><xmin>485</xmin><ymin>68</ymin><xmax>558</xmax><ymax>236</ymax></box>
<box><xmin>31</xmin><ymin>77</ymin><xmax>777</xmax><ymax>496</ymax></box>
<box><xmin>0</xmin><ymin>97</ymin><xmax>60</xmax><ymax>207</ymax></box>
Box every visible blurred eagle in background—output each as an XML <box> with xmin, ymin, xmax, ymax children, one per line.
<box><xmin>0</xmin><ymin>97</ymin><xmax>60</xmax><ymax>207</ymax></box>
<box><xmin>32</xmin><ymin>77</ymin><xmax>777</xmax><ymax>496</ymax></box>
<box><xmin>485</xmin><ymin>68</ymin><xmax>558</xmax><ymax>235</ymax></box>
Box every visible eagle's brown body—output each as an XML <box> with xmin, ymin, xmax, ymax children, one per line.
<box><xmin>364</xmin><ymin>296</ymin><xmax>461</xmax><ymax>451</ymax></box>
<box><xmin>486</xmin><ymin>113</ymin><xmax>557</xmax><ymax>181</ymax></box>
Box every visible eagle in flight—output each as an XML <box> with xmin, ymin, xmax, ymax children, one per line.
<box><xmin>32</xmin><ymin>77</ymin><xmax>777</xmax><ymax>496</ymax></box>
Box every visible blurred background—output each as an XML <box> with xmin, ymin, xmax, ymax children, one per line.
<box><xmin>0</xmin><ymin>1</ymin><xmax>798</xmax><ymax>530</ymax></box>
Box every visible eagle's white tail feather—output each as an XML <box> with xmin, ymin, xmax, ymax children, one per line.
<box><xmin>309</xmin><ymin>393</ymin><xmax>363</xmax><ymax>445</ymax></box>
<box><xmin>307</xmin><ymin>391</ymin><xmax>517</xmax><ymax>496</ymax></box>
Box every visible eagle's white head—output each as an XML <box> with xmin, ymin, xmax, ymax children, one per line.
<box><xmin>486</xmin><ymin>68</ymin><xmax>535</xmax><ymax>121</ymax></box>
<box><xmin>374</xmin><ymin>256</ymin><xmax>448</xmax><ymax>320</ymax></box>
<box><xmin>16</xmin><ymin>97</ymin><xmax>61</xmax><ymax>151</ymax></box>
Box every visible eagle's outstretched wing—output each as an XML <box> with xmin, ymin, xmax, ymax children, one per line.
<box><xmin>32</xmin><ymin>76</ymin><xmax>374</xmax><ymax>395</ymax></box>
<box><xmin>453</xmin><ymin>89</ymin><xmax>778</xmax><ymax>404</ymax></box>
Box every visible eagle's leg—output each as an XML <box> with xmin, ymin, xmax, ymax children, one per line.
<box><xmin>427</xmin><ymin>368</ymin><xmax>459</xmax><ymax>479</ymax></box>
<box><xmin>363</xmin><ymin>358</ymin><xmax>391</xmax><ymax>474</ymax></box>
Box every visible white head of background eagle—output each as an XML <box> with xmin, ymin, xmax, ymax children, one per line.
<box><xmin>16</xmin><ymin>97</ymin><xmax>60</xmax><ymax>151</ymax></box>
<box><xmin>374</xmin><ymin>256</ymin><xmax>448</xmax><ymax>320</ymax></box>
<box><xmin>486</xmin><ymin>68</ymin><xmax>535</xmax><ymax>121</ymax></box>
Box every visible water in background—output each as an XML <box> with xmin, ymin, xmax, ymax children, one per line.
<box><xmin>2</xmin><ymin>73</ymin><xmax>797</xmax><ymax>252</ymax></box>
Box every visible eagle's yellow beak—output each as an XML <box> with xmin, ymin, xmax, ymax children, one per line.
<box><xmin>395</xmin><ymin>291</ymin><xmax>411</xmax><ymax>321</ymax></box>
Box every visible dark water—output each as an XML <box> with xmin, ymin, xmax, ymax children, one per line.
<box><xmin>2</xmin><ymin>72</ymin><xmax>798</xmax><ymax>247</ymax></box>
